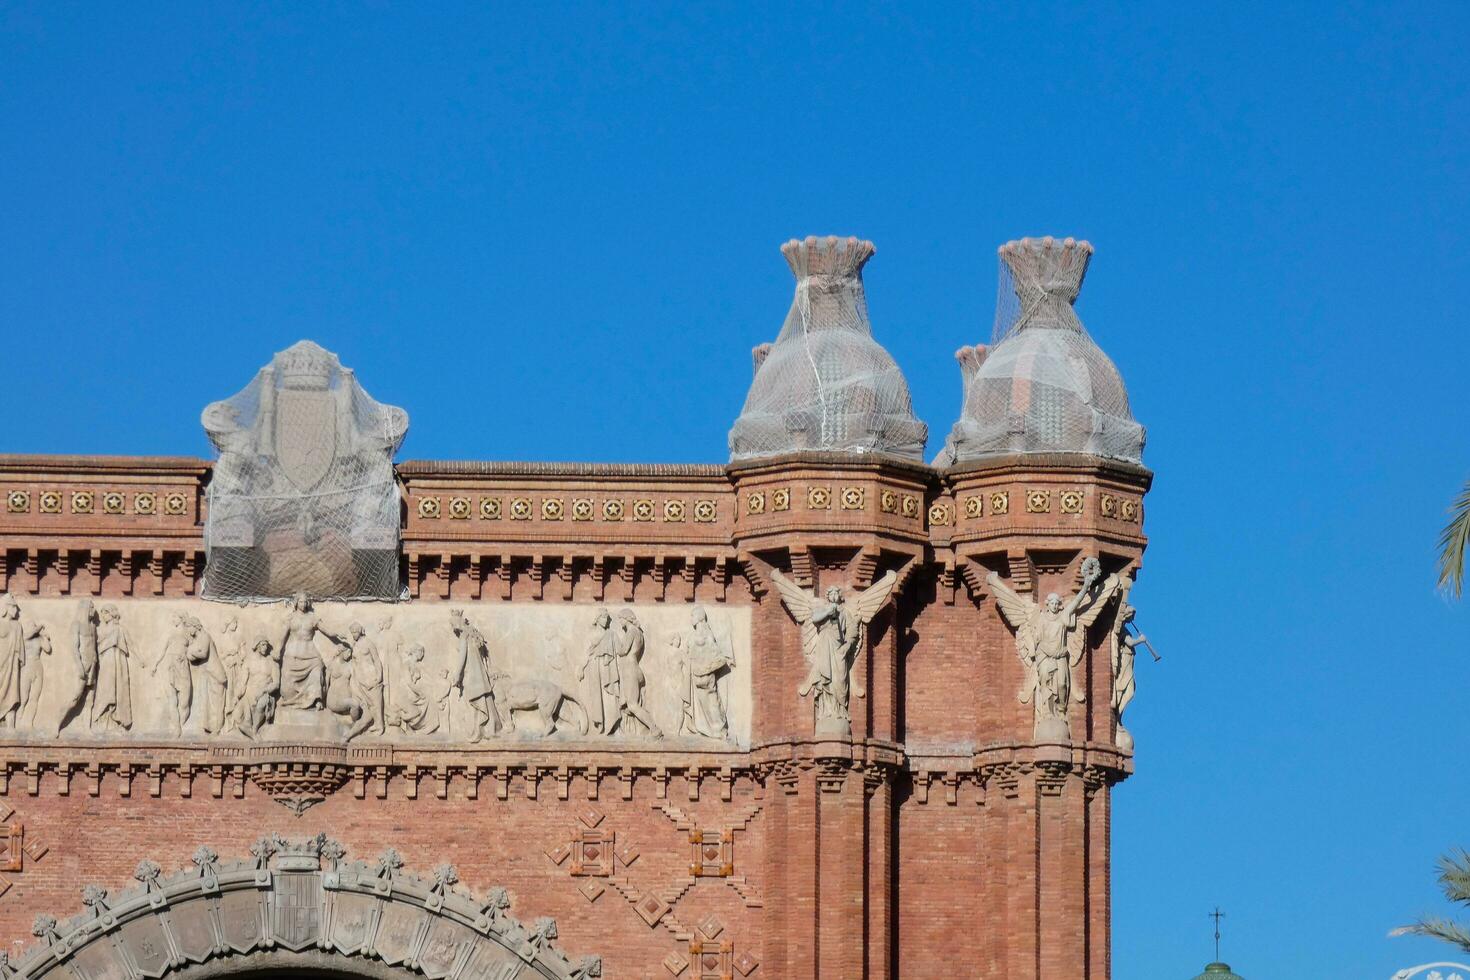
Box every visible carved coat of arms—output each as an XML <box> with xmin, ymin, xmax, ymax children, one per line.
<box><xmin>201</xmin><ymin>340</ymin><xmax>409</xmax><ymax>600</ymax></box>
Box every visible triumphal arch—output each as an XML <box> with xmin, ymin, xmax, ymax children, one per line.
<box><xmin>0</xmin><ymin>235</ymin><xmax>1151</xmax><ymax>978</ymax></box>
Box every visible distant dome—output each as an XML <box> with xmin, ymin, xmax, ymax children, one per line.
<box><xmin>1190</xmin><ymin>962</ymin><xmax>1246</xmax><ymax>980</ymax></box>
<box><xmin>729</xmin><ymin>236</ymin><xmax>927</xmax><ymax>462</ymax></box>
<box><xmin>938</xmin><ymin>236</ymin><xmax>1145</xmax><ymax>466</ymax></box>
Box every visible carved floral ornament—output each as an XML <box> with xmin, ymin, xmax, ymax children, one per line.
<box><xmin>418</xmin><ymin>495</ymin><xmax>718</xmax><ymax>524</ymax></box>
<box><xmin>0</xmin><ymin>488</ymin><xmax>194</xmax><ymax>518</ymax></box>
<box><xmin>7</xmin><ymin>836</ymin><xmax>600</xmax><ymax>980</ymax></box>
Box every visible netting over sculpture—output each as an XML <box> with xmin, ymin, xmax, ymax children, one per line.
<box><xmin>201</xmin><ymin>340</ymin><xmax>409</xmax><ymax>601</ymax></box>
<box><xmin>938</xmin><ymin>237</ymin><xmax>1145</xmax><ymax>465</ymax></box>
<box><xmin>729</xmin><ymin>236</ymin><xmax>927</xmax><ymax>462</ymax></box>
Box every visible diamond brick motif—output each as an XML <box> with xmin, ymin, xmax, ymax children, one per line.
<box><xmin>577</xmin><ymin>880</ymin><xmax>605</xmax><ymax>903</ymax></box>
<box><xmin>615</xmin><ymin>838</ymin><xmax>640</xmax><ymax>867</ymax></box>
<box><xmin>545</xmin><ymin>843</ymin><xmax>571</xmax><ymax>865</ymax></box>
<box><xmin>663</xmin><ymin>952</ymin><xmax>689</xmax><ymax>976</ymax></box>
<box><xmin>635</xmin><ymin>893</ymin><xmax>670</xmax><ymax>927</ymax></box>
<box><xmin>734</xmin><ymin>950</ymin><xmax>760</xmax><ymax>975</ymax></box>
<box><xmin>578</xmin><ymin>807</ymin><xmax>604</xmax><ymax>829</ymax></box>
<box><xmin>698</xmin><ymin>913</ymin><xmax>724</xmax><ymax>939</ymax></box>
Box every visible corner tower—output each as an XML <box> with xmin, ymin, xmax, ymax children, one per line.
<box><xmin>909</xmin><ymin>235</ymin><xmax>1151</xmax><ymax>977</ymax></box>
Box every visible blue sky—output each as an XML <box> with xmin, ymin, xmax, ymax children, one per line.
<box><xmin>2</xmin><ymin>3</ymin><xmax>1468</xmax><ymax>975</ymax></box>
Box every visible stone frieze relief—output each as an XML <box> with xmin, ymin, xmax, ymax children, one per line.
<box><xmin>0</xmin><ymin>594</ymin><xmax>750</xmax><ymax>747</ymax></box>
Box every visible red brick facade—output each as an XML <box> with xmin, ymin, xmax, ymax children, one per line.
<box><xmin>0</xmin><ymin>448</ymin><xmax>1148</xmax><ymax>979</ymax></box>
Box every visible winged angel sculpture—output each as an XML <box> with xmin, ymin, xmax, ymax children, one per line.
<box><xmin>770</xmin><ymin>570</ymin><xmax>898</xmax><ymax>737</ymax></box>
<box><xmin>986</xmin><ymin>558</ymin><xmax>1119</xmax><ymax>741</ymax></box>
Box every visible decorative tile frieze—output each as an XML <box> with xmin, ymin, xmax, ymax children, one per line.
<box><xmin>1025</xmin><ymin>489</ymin><xmax>1051</xmax><ymax>513</ymax></box>
<box><xmin>770</xmin><ymin>487</ymin><xmax>790</xmax><ymax>511</ymax></box>
<box><xmin>900</xmin><ymin>493</ymin><xmax>920</xmax><ymax>518</ymax></box>
<box><xmin>134</xmin><ymin>491</ymin><xmax>157</xmax><ymax>515</ymax></box>
<box><xmin>6</xmin><ymin>490</ymin><xmax>28</xmax><ymax>514</ymax></box>
<box><xmin>101</xmin><ymin>491</ymin><xmax>124</xmax><ymax>514</ymax></box>
<box><xmin>664</xmin><ymin>499</ymin><xmax>686</xmax><ymax>522</ymax></box>
<box><xmin>744</xmin><ymin>491</ymin><xmax>765</xmax><ymax>516</ymax></box>
<box><xmin>879</xmin><ymin>488</ymin><xmax>898</xmax><ymax>514</ymax></box>
<box><xmin>693</xmin><ymin>499</ymin><xmax>717</xmax><ymax>522</ymax></box>
<box><xmin>480</xmin><ymin>497</ymin><xmax>502</xmax><ymax>519</ymax></box>
<box><xmin>510</xmin><ymin>497</ymin><xmax>532</xmax><ymax>520</ymax></box>
<box><xmin>632</xmin><ymin>499</ymin><xmax>655</xmax><ymax>522</ymax></box>
<box><xmin>542</xmin><ymin>497</ymin><xmax>564</xmax><ymax>521</ymax></box>
<box><xmin>1060</xmin><ymin>489</ymin><xmax>1084</xmax><ymax>514</ymax></box>
<box><xmin>38</xmin><ymin>491</ymin><xmax>61</xmax><ymax>515</ymax></box>
<box><xmin>417</xmin><ymin>497</ymin><xmax>441</xmax><ymax>519</ymax></box>
<box><xmin>603</xmin><ymin>498</ymin><xmax>625</xmax><ymax>521</ymax></box>
<box><xmin>806</xmin><ymin>486</ymin><xmax>831</xmax><ymax>510</ymax></box>
<box><xmin>839</xmin><ymin>486</ymin><xmax>865</xmax><ymax>510</ymax></box>
<box><xmin>447</xmin><ymin>497</ymin><xmax>471</xmax><ymax>520</ymax></box>
<box><xmin>989</xmin><ymin>490</ymin><xmax>1009</xmax><ymax>515</ymax></box>
<box><xmin>163</xmin><ymin>492</ymin><xmax>187</xmax><ymax>516</ymax></box>
<box><xmin>70</xmin><ymin>491</ymin><xmax>94</xmax><ymax>515</ymax></box>
<box><xmin>572</xmin><ymin>498</ymin><xmax>594</xmax><ymax>521</ymax></box>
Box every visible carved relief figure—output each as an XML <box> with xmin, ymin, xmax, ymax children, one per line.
<box><xmin>59</xmin><ymin>598</ymin><xmax>99</xmax><ymax>732</ymax></box>
<box><xmin>613</xmin><ymin>610</ymin><xmax>662</xmax><ymax>737</ymax></box>
<box><xmin>375</xmin><ymin>616</ymin><xmax>402</xmax><ymax>724</ymax></box>
<box><xmin>672</xmin><ymin>606</ymin><xmax>734</xmax><ymax>740</ymax></box>
<box><xmin>450</xmin><ymin>610</ymin><xmax>496</xmax><ymax>742</ymax></box>
<box><xmin>390</xmin><ymin>643</ymin><xmax>439</xmax><ymax>734</ymax></box>
<box><xmin>986</xmin><ymin>558</ymin><xmax>1119</xmax><ymax>741</ymax></box>
<box><xmin>770</xmin><ymin>570</ymin><xmax>898</xmax><ymax>737</ymax></box>
<box><xmin>218</xmin><ymin>617</ymin><xmax>245</xmax><ymax>732</ymax></box>
<box><xmin>579</xmin><ymin>610</ymin><xmax>623</xmax><ymax>735</ymax></box>
<box><xmin>92</xmin><ymin>605</ymin><xmax>132</xmax><ymax>732</ymax></box>
<box><xmin>322</xmin><ymin>636</ymin><xmax>366</xmax><ymax>738</ymax></box>
<box><xmin>20</xmin><ymin>616</ymin><xmax>50</xmax><ymax>730</ymax></box>
<box><xmin>232</xmin><ymin>637</ymin><xmax>279</xmax><ymax>739</ymax></box>
<box><xmin>345</xmin><ymin>622</ymin><xmax>385</xmax><ymax>739</ymax></box>
<box><xmin>488</xmin><ymin>675</ymin><xmax>587</xmax><ymax>737</ymax></box>
<box><xmin>1109</xmin><ymin>571</ymin><xmax>1144</xmax><ymax>751</ymax></box>
<box><xmin>186</xmin><ymin>617</ymin><xmax>228</xmax><ymax>734</ymax></box>
<box><xmin>277</xmin><ymin>592</ymin><xmax>346</xmax><ymax>709</ymax></box>
<box><xmin>152</xmin><ymin>614</ymin><xmax>193</xmax><ymax>736</ymax></box>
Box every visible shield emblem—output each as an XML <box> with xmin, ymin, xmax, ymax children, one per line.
<box><xmin>272</xmin><ymin>872</ymin><xmax>322</xmax><ymax>950</ymax></box>
<box><xmin>274</xmin><ymin>389</ymin><xmax>338</xmax><ymax>491</ymax></box>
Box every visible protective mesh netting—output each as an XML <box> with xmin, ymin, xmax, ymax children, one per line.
<box><xmin>201</xmin><ymin>340</ymin><xmax>409</xmax><ymax>601</ymax></box>
<box><xmin>729</xmin><ymin>236</ymin><xmax>927</xmax><ymax>461</ymax></box>
<box><xmin>937</xmin><ymin>237</ymin><xmax>1145</xmax><ymax>465</ymax></box>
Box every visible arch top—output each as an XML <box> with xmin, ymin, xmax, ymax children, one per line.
<box><xmin>6</xmin><ymin>836</ymin><xmax>600</xmax><ymax>980</ymax></box>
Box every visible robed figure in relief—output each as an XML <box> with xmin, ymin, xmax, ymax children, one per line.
<box><xmin>0</xmin><ymin>595</ymin><xmax>30</xmax><ymax>728</ymax></box>
<box><xmin>673</xmin><ymin>606</ymin><xmax>734</xmax><ymax>740</ymax></box>
<box><xmin>986</xmin><ymin>559</ymin><xmax>1119</xmax><ymax>741</ymax></box>
<box><xmin>93</xmin><ymin>604</ymin><xmax>133</xmax><ymax>731</ymax></box>
<box><xmin>770</xmin><ymin>570</ymin><xmax>898</xmax><ymax>737</ymax></box>
<box><xmin>277</xmin><ymin>592</ymin><xmax>346</xmax><ymax>709</ymax></box>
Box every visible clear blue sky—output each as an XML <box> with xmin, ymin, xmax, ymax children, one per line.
<box><xmin>2</xmin><ymin>3</ymin><xmax>1467</xmax><ymax>975</ymax></box>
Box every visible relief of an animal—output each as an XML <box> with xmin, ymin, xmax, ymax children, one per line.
<box><xmin>488</xmin><ymin>674</ymin><xmax>588</xmax><ymax>737</ymax></box>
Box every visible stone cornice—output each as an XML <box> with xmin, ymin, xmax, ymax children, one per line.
<box><xmin>0</xmin><ymin>736</ymin><xmax>1131</xmax><ymax>805</ymax></box>
<box><xmin>940</xmin><ymin>451</ymin><xmax>1153</xmax><ymax>489</ymax></box>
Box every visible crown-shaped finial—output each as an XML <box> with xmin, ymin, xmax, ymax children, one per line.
<box><xmin>781</xmin><ymin>236</ymin><xmax>875</xmax><ymax>281</ymax></box>
<box><xmin>273</xmin><ymin>340</ymin><xmax>338</xmax><ymax>391</ymax></box>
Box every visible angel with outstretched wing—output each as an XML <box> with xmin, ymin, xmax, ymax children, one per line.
<box><xmin>770</xmin><ymin>569</ymin><xmax>897</xmax><ymax>736</ymax></box>
<box><xmin>986</xmin><ymin>560</ymin><xmax>1119</xmax><ymax>736</ymax></box>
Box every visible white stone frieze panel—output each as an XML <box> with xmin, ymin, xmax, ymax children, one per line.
<box><xmin>0</xmin><ymin>594</ymin><xmax>750</xmax><ymax>747</ymax></box>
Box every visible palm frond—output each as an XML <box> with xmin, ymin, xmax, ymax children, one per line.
<box><xmin>1437</xmin><ymin>479</ymin><xmax>1470</xmax><ymax>598</ymax></box>
<box><xmin>1440</xmin><ymin>851</ymin><xmax>1470</xmax><ymax>903</ymax></box>
<box><xmin>1395</xmin><ymin>916</ymin><xmax>1470</xmax><ymax>953</ymax></box>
